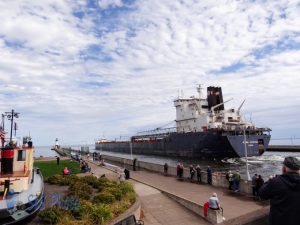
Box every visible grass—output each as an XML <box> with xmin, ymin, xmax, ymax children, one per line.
<box><xmin>34</xmin><ymin>159</ymin><xmax>81</xmax><ymax>179</ymax></box>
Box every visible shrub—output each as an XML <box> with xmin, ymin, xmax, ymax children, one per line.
<box><xmin>98</xmin><ymin>178</ymin><xmax>118</xmax><ymax>187</ymax></box>
<box><xmin>90</xmin><ymin>204</ymin><xmax>112</xmax><ymax>224</ymax></box>
<box><xmin>126</xmin><ymin>192</ymin><xmax>136</xmax><ymax>204</ymax></box>
<box><xmin>71</xmin><ymin>200</ymin><xmax>94</xmax><ymax>220</ymax></box>
<box><xmin>73</xmin><ymin>200</ymin><xmax>112</xmax><ymax>224</ymax></box>
<box><xmin>93</xmin><ymin>192</ymin><xmax>116</xmax><ymax>204</ymax></box>
<box><xmin>110</xmin><ymin>201</ymin><xmax>131</xmax><ymax>216</ymax></box>
<box><xmin>59</xmin><ymin>175</ymin><xmax>80</xmax><ymax>186</ymax></box>
<box><xmin>69</xmin><ymin>181</ymin><xmax>93</xmax><ymax>200</ymax></box>
<box><xmin>119</xmin><ymin>182</ymin><xmax>134</xmax><ymax>195</ymax></box>
<box><xmin>38</xmin><ymin>206</ymin><xmax>70</xmax><ymax>224</ymax></box>
<box><xmin>105</xmin><ymin>187</ymin><xmax>122</xmax><ymax>201</ymax></box>
<box><xmin>47</xmin><ymin>175</ymin><xmax>63</xmax><ymax>185</ymax></box>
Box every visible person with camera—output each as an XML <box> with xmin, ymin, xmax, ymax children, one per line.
<box><xmin>259</xmin><ymin>156</ymin><xmax>300</xmax><ymax>225</ymax></box>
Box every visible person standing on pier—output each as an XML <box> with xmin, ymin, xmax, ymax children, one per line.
<box><xmin>176</xmin><ymin>163</ymin><xmax>180</xmax><ymax>177</ymax></box>
<box><xmin>259</xmin><ymin>156</ymin><xmax>300</xmax><ymax>225</ymax></box>
<box><xmin>251</xmin><ymin>174</ymin><xmax>258</xmax><ymax>196</ymax></box>
<box><xmin>256</xmin><ymin>175</ymin><xmax>264</xmax><ymax>195</ymax></box>
<box><xmin>164</xmin><ymin>163</ymin><xmax>168</xmax><ymax>176</ymax></box>
<box><xmin>233</xmin><ymin>170</ymin><xmax>241</xmax><ymax>192</ymax></box>
<box><xmin>207</xmin><ymin>166</ymin><xmax>212</xmax><ymax>185</ymax></box>
<box><xmin>56</xmin><ymin>156</ymin><xmax>60</xmax><ymax>165</ymax></box>
<box><xmin>133</xmin><ymin>158</ymin><xmax>137</xmax><ymax>171</ymax></box>
<box><xmin>226</xmin><ymin>170</ymin><xmax>234</xmax><ymax>190</ymax></box>
<box><xmin>196</xmin><ymin>165</ymin><xmax>202</xmax><ymax>183</ymax></box>
<box><xmin>190</xmin><ymin>165</ymin><xmax>195</xmax><ymax>181</ymax></box>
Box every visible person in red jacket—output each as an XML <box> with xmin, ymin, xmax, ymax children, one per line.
<box><xmin>63</xmin><ymin>167</ymin><xmax>70</xmax><ymax>175</ymax></box>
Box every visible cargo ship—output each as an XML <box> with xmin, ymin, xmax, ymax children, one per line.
<box><xmin>95</xmin><ymin>85</ymin><xmax>271</xmax><ymax>158</ymax></box>
<box><xmin>0</xmin><ymin>110</ymin><xmax>44</xmax><ymax>224</ymax></box>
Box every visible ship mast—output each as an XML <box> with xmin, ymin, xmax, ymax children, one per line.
<box><xmin>196</xmin><ymin>84</ymin><xmax>203</xmax><ymax>99</ymax></box>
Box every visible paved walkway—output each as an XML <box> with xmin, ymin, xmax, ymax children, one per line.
<box><xmin>85</xmin><ymin>159</ymin><xmax>210</xmax><ymax>225</ymax></box>
<box><xmin>133</xmin><ymin>181</ymin><xmax>210</xmax><ymax>225</ymax></box>
<box><xmin>129</xmin><ymin>170</ymin><xmax>268</xmax><ymax>221</ymax></box>
<box><xmin>84</xmin><ymin>158</ymin><xmax>269</xmax><ymax>224</ymax></box>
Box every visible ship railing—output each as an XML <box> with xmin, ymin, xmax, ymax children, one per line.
<box><xmin>136</xmin><ymin>127</ymin><xmax>176</xmax><ymax>136</ymax></box>
<box><xmin>219</xmin><ymin>127</ymin><xmax>271</xmax><ymax>136</ymax></box>
<box><xmin>1</xmin><ymin>136</ymin><xmax>33</xmax><ymax>148</ymax></box>
<box><xmin>132</xmin><ymin>131</ymin><xmax>176</xmax><ymax>140</ymax></box>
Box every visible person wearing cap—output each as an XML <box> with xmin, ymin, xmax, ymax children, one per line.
<box><xmin>258</xmin><ymin>156</ymin><xmax>300</xmax><ymax>225</ymax></box>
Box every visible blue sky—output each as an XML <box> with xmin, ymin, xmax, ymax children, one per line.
<box><xmin>0</xmin><ymin>0</ymin><xmax>300</xmax><ymax>146</ymax></box>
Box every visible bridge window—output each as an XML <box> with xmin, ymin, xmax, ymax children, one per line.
<box><xmin>17</xmin><ymin>150</ymin><xmax>26</xmax><ymax>161</ymax></box>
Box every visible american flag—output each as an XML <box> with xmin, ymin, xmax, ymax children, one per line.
<box><xmin>0</xmin><ymin>126</ymin><xmax>5</xmax><ymax>140</ymax></box>
<box><xmin>0</xmin><ymin>128</ymin><xmax>5</xmax><ymax>147</ymax></box>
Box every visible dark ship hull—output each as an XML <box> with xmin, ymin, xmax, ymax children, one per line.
<box><xmin>95</xmin><ymin>131</ymin><xmax>271</xmax><ymax>158</ymax></box>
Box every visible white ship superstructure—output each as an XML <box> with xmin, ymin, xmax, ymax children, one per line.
<box><xmin>174</xmin><ymin>85</ymin><xmax>254</xmax><ymax>133</ymax></box>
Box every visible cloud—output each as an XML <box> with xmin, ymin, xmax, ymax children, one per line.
<box><xmin>0</xmin><ymin>0</ymin><xmax>300</xmax><ymax>146</ymax></box>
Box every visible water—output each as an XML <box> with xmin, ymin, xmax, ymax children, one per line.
<box><xmin>92</xmin><ymin>148</ymin><xmax>300</xmax><ymax>180</ymax></box>
<box><xmin>34</xmin><ymin>146</ymin><xmax>58</xmax><ymax>157</ymax></box>
<box><xmin>35</xmin><ymin>144</ymin><xmax>300</xmax><ymax>181</ymax></box>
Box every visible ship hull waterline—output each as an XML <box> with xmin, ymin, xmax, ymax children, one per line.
<box><xmin>95</xmin><ymin>132</ymin><xmax>271</xmax><ymax>159</ymax></box>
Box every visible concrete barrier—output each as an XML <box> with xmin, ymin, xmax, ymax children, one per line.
<box><xmin>101</xmin><ymin>154</ymin><xmax>253</xmax><ymax>194</ymax></box>
<box><xmin>162</xmin><ymin>191</ymin><xmax>224</xmax><ymax>224</ymax></box>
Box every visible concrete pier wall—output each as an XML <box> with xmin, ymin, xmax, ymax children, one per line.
<box><xmin>101</xmin><ymin>155</ymin><xmax>252</xmax><ymax>194</ymax></box>
<box><xmin>162</xmin><ymin>191</ymin><xmax>223</xmax><ymax>224</ymax></box>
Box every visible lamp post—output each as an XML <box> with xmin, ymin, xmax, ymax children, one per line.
<box><xmin>120</xmin><ymin>135</ymin><xmax>133</xmax><ymax>160</ymax></box>
<box><xmin>243</xmin><ymin>127</ymin><xmax>251</xmax><ymax>181</ymax></box>
<box><xmin>129</xmin><ymin>139</ymin><xmax>133</xmax><ymax>160</ymax></box>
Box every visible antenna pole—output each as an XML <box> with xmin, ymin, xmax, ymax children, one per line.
<box><xmin>1</xmin><ymin>114</ymin><xmax>4</xmax><ymax>130</ymax></box>
<box><xmin>10</xmin><ymin>110</ymin><xmax>14</xmax><ymax>144</ymax></box>
<box><xmin>5</xmin><ymin>109</ymin><xmax>19</xmax><ymax>146</ymax></box>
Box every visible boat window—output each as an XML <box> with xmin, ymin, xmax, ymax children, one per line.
<box><xmin>17</xmin><ymin>150</ymin><xmax>26</xmax><ymax>161</ymax></box>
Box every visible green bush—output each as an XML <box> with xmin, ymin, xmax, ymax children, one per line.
<box><xmin>69</xmin><ymin>181</ymin><xmax>93</xmax><ymax>200</ymax></box>
<box><xmin>59</xmin><ymin>175</ymin><xmax>80</xmax><ymax>186</ymax></box>
<box><xmin>46</xmin><ymin>175</ymin><xmax>63</xmax><ymax>185</ymax></box>
<box><xmin>90</xmin><ymin>204</ymin><xmax>112</xmax><ymax>224</ymax></box>
<box><xmin>71</xmin><ymin>200</ymin><xmax>94</xmax><ymax>220</ymax></box>
<box><xmin>38</xmin><ymin>206</ymin><xmax>70</xmax><ymax>224</ymax></box>
<box><xmin>110</xmin><ymin>201</ymin><xmax>130</xmax><ymax>216</ymax></box>
<box><xmin>119</xmin><ymin>182</ymin><xmax>134</xmax><ymax>195</ymax></box>
<box><xmin>81</xmin><ymin>175</ymin><xmax>99</xmax><ymax>186</ymax></box>
<box><xmin>74</xmin><ymin>200</ymin><xmax>112</xmax><ymax>224</ymax></box>
<box><xmin>93</xmin><ymin>192</ymin><xmax>116</xmax><ymax>204</ymax></box>
<box><xmin>98</xmin><ymin>177</ymin><xmax>118</xmax><ymax>188</ymax></box>
<box><xmin>105</xmin><ymin>187</ymin><xmax>122</xmax><ymax>201</ymax></box>
<box><xmin>126</xmin><ymin>192</ymin><xmax>136</xmax><ymax>204</ymax></box>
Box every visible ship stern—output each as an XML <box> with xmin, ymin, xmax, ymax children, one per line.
<box><xmin>227</xmin><ymin>134</ymin><xmax>271</xmax><ymax>157</ymax></box>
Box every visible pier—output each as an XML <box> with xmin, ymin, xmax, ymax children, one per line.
<box><xmin>52</xmin><ymin>147</ymin><xmax>85</xmax><ymax>156</ymax></box>
<box><xmin>267</xmin><ymin>145</ymin><xmax>300</xmax><ymax>152</ymax></box>
<box><xmin>82</xmin><ymin>155</ymin><xmax>269</xmax><ymax>225</ymax></box>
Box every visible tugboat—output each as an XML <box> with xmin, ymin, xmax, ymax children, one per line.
<box><xmin>0</xmin><ymin>110</ymin><xmax>44</xmax><ymax>224</ymax></box>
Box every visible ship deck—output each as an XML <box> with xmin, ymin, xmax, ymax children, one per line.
<box><xmin>0</xmin><ymin>171</ymin><xmax>30</xmax><ymax>178</ymax></box>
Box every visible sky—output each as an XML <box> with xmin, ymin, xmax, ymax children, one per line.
<box><xmin>0</xmin><ymin>0</ymin><xmax>300</xmax><ymax>146</ymax></box>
